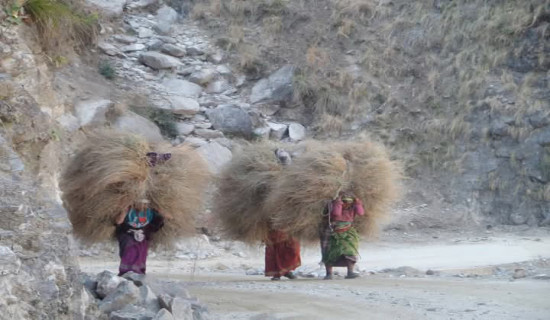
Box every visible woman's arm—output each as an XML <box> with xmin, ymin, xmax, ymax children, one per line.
<box><xmin>331</xmin><ymin>198</ymin><xmax>343</xmax><ymax>219</ymax></box>
<box><xmin>115</xmin><ymin>208</ymin><xmax>128</xmax><ymax>225</ymax></box>
<box><xmin>354</xmin><ymin>199</ymin><xmax>365</xmax><ymax>216</ymax></box>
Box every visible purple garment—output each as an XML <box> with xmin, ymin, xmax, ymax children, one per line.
<box><xmin>117</xmin><ymin>232</ymin><xmax>148</xmax><ymax>276</ymax></box>
<box><xmin>146</xmin><ymin>152</ymin><xmax>171</xmax><ymax>167</ymax></box>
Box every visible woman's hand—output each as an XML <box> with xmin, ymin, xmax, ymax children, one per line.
<box><xmin>115</xmin><ymin>209</ymin><xmax>127</xmax><ymax>225</ymax></box>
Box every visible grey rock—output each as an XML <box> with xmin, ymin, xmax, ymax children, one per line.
<box><xmin>186</xmin><ymin>46</ymin><xmax>204</xmax><ymax>56</ymax></box>
<box><xmin>206</xmin><ymin>105</ymin><xmax>254</xmax><ymax>137</ymax></box>
<box><xmin>153</xmin><ymin>309</ymin><xmax>174</xmax><ymax>320</ymax></box>
<box><xmin>208</xmin><ymin>51</ymin><xmax>224</xmax><ymax>64</ymax></box>
<box><xmin>169</xmin><ymin>96</ymin><xmax>200</xmax><ymax>115</ymax></box>
<box><xmin>257</xmin><ymin>104</ymin><xmax>281</xmax><ymax>116</ymax></box>
<box><xmin>96</xmin><ymin>270</ymin><xmax>124</xmax><ymax>299</ymax></box>
<box><xmin>205</xmin><ymin>80</ymin><xmax>231</xmax><ymax>94</ymax></box>
<box><xmin>114</xmin><ymin>111</ymin><xmax>163</xmax><ymax>142</ymax></box>
<box><xmin>253</xmin><ymin>126</ymin><xmax>270</xmax><ymax>140</ymax></box>
<box><xmin>121</xmin><ymin>272</ymin><xmax>146</xmax><ymax>287</ymax></box>
<box><xmin>121</xmin><ymin>44</ymin><xmax>146</xmax><ymax>52</ymax></box>
<box><xmin>157</xmin><ymin>294</ymin><xmax>174</xmax><ymax>311</ymax></box>
<box><xmin>197</xmin><ymin>142</ymin><xmax>232</xmax><ymax>174</ymax></box>
<box><xmin>109</xmin><ymin>306</ymin><xmax>156</xmax><ymax>320</ymax></box>
<box><xmin>171</xmin><ymin>297</ymin><xmax>193</xmax><ymax>320</ymax></box>
<box><xmin>114</xmin><ymin>35</ymin><xmax>138</xmax><ymax>44</ymax></box>
<box><xmin>127</xmin><ymin>0</ymin><xmax>157</xmax><ymax>9</ymax></box>
<box><xmin>176</xmin><ymin>123</ymin><xmax>195</xmax><ymax>135</ymax></box>
<box><xmin>147</xmin><ymin>39</ymin><xmax>165</xmax><ymax>51</ymax></box>
<box><xmin>195</xmin><ymin>129</ymin><xmax>224</xmax><ymax>139</ymax></box>
<box><xmin>140</xmin><ymin>52</ymin><xmax>181</xmax><ymax>69</ymax></box>
<box><xmin>533</xmin><ymin>274</ymin><xmax>550</xmax><ymax>280</ymax></box>
<box><xmin>138</xmin><ymin>27</ymin><xmax>155</xmax><ymax>39</ymax></box>
<box><xmin>158</xmin><ymin>36</ymin><xmax>177</xmax><ymax>44</ymax></box>
<box><xmin>162</xmin><ymin>78</ymin><xmax>202</xmax><ymax>98</ymax></box>
<box><xmin>161</xmin><ymin>44</ymin><xmax>186</xmax><ymax>57</ymax></box>
<box><xmin>513</xmin><ymin>269</ymin><xmax>527</xmax><ymax>279</ymax></box>
<box><xmin>267</xmin><ymin>122</ymin><xmax>287</xmax><ymax>140</ymax></box>
<box><xmin>215</xmin><ymin>65</ymin><xmax>232</xmax><ymax>76</ymax></box>
<box><xmin>177</xmin><ymin>66</ymin><xmax>195</xmax><ymax>76</ymax></box>
<box><xmin>56</xmin><ymin>113</ymin><xmax>80</xmax><ymax>132</ymax></box>
<box><xmin>86</xmin><ymin>0</ymin><xmax>126</xmax><ymax>17</ymax></box>
<box><xmin>213</xmin><ymin>137</ymin><xmax>233</xmax><ymax>150</ymax></box>
<box><xmin>155</xmin><ymin>6</ymin><xmax>178</xmax><ymax>35</ymax></box>
<box><xmin>99</xmin><ymin>281</ymin><xmax>140</xmax><ymax>313</ymax></box>
<box><xmin>75</xmin><ymin>99</ymin><xmax>113</xmax><ymax>126</ymax></box>
<box><xmin>98</xmin><ymin>42</ymin><xmax>119</xmax><ymax>56</ymax></box>
<box><xmin>189</xmin><ymin>69</ymin><xmax>217</xmax><ymax>85</ymax></box>
<box><xmin>288</xmin><ymin>122</ymin><xmax>306</xmax><ymax>141</ymax></box>
<box><xmin>0</xmin><ymin>246</ymin><xmax>21</xmax><ymax>275</ymax></box>
<box><xmin>0</xmin><ymin>135</ymin><xmax>25</xmax><ymax>173</ymax></box>
<box><xmin>528</xmin><ymin>111</ymin><xmax>550</xmax><ymax>128</ymax></box>
<box><xmin>194</xmin><ymin>122</ymin><xmax>212</xmax><ymax>129</ymax></box>
<box><xmin>250</xmin><ymin>65</ymin><xmax>295</xmax><ymax>104</ymax></box>
<box><xmin>526</xmin><ymin>127</ymin><xmax>550</xmax><ymax>146</ymax></box>
<box><xmin>140</xmin><ymin>285</ymin><xmax>160</xmax><ymax>313</ymax></box>
<box><xmin>183</xmin><ymin>137</ymin><xmax>208</xmax><ymax>148</ymax></box>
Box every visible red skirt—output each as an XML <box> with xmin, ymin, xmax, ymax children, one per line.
<box><xmin>265</xmin><ymin>230</ymin><xmax>301</xmax><ymax>277</ymax></box>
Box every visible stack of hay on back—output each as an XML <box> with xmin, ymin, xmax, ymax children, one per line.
<box><xmin>60</xmin><ymin>131</ymin><xmax>210</xmax><ymax>246</ymax></box>
<box><xmin>268</xmin><ymin>140</ymin><xmax>402</xmax><ymax>241</ymax></box>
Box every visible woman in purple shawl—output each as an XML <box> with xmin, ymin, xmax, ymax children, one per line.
<box><xmin>114</xmin><ymin>152</ymin><xmax>172</xmax><ymax>276</ymax></box>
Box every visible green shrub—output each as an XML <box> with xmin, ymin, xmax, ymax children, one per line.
<box><xmin>98</xmin><ymin>61</ymin><xmax>115</xmax><ymax>80</ymax></box>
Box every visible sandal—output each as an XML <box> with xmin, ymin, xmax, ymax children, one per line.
<box><xmin>345</xmin><ymin>272</ymin><xmax>360</xmax><ymax>279</ymax></box>
<box><xmin>271</xmin><ymin>276</ymin><xmax>281</xmax><ymax>281</ymax></box>
<box><xmin>284</xmin><ymin>272</ymin><xmax>297</xmax><ymax>279</ymax></box>
<box><xmin>323</xmin><ymin>274</ymin><xmax>333</xmax><ymax>280</ymax></box>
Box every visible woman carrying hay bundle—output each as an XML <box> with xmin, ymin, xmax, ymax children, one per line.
<box><xmin>320</xmin><ymin>192</ymin><xmax>364</xmax><ymax>280</ymax></box>
<box><xmin>264</xmin><ymin>149</ymin><xmax>301</xmax><ymax>281</ymax></box>
<box><xmin>115</xmin><ymin>198</ymin><xmax>167</xmax><ymax>276</ymax></box>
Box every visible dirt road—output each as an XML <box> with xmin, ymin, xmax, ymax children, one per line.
<box><xmin>80</xmin><ymin>231</ymin><xmax>550</xmax><ymax>320</ymax></box>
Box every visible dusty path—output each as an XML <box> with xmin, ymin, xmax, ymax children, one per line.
<box><xmin>80</xmin><ymin>232</ymin><xmax>550</xmax><ymax>320</ymax></box>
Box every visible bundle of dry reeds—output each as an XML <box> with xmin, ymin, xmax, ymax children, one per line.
<box><xmin>60</xmin><ymin>131</ymin><xmax>210</xmax><ymax>245</ymax></box>
<box><xmin>268</xmin><ymin>140</ymin><xmax>402</xmax><ymax>241</ymax></box>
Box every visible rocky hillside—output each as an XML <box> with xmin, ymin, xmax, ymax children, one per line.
<box><xmin>186</xmin><ymin>0</ymin><xmax>550</xmax><ymax>227</ymax></box>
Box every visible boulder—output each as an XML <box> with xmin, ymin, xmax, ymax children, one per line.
<box><xmin>0</xmin><ymin>246</ymin><xmax>21</xmax><ymax>275</ymax></box>
<box><xmin>288</xmin><ymin>122</ymin><xmax>306</xmax><ymax>141</ymax></box>
<box><xmin>194</xmin><ymin>129</ymin><xmax>224</xmax><ymax>139</ymax></box>
<box><xmin>99</xmin><ymin>281</ymin><xmax>140</xmax><ymax>313</ymax></box>
<box><xmin>162</xmin><ymin>78</ymin><xmax>202</xmax><ymax>98</ymax></box>
<box><xmin>176</xmin><ymin>123</ymin><xmax>195</xmax><ymax>135</ymax></box>
<box><xmin>197</xmin><ymin>142</ymin><xmax>232</xmax><ymax>174</ymax></box>
<box><xmin>155</xmin><ymin>6</ymin><xmax>178</xmax><ymax>35</ymax></box>
<box><xmin>189</xmin><ymin>69</ymin><xmax>217</xmax><ymax>85</ymax></box>
<box><xmin>98</xmin><ymin>42</ymin><xmax>119</xmax><ymax>56</ymax></box>
<box><xmin>138</xmin><ymin>28</ymin><xmax>155</xmax><ymax>39</ymax></box>
<box><xmin>140</xmin><ymin>286</ymin><xmax>160</xmax><ymax>313</ymax></box>
<box><xmin>170</xmin><ymin>297</ymin><xmax>193</xmax><ymax>320</ymax></box>
<box><xmin>250</xmin><ymin>65</ymin><xmax>295</xmax><ymax>104</ymax></box>
<box><xmin>161</xmin><ymin>44</ymin><xmax>186</xmax><ymax>57</ymax></box>
<box><xmin>74</xmin><ymin>99</ymin><xmax>113</xmax><ymax>126</ymax></box>
<box><xmin>113</xmin><ymin>35</ymin><xmax>138</xmax><ymax>44</ymax></box>
<box><xmin>121</xmin><ymin>44</ymin><xmax>146</xmax><ymax>52</ymax></box>
<box><xmin>206</xmin><ymin>105</ymin><xmax>253</xmax><ymax>137</ymax></box>
<box><xmin>153</xmin><ymin>309</ymin><xmax>174</xmax><ymax>320</ymax></box>
<box><xmin>168</xmin><ymin>96</ymin><xmax>200</xmax><ymax>115</ymax></box>
<box><xmin>114</xmin><ymin>111</ymin><xmax>163</xmax><ymax>142</ymax></box>
<box><xmin>267</xmin><ymin>122</ymin><xmax>287</xmax><ymax>140</ymax></box>
<box><xmin>109</xmin><ymin>306</ymin><xmax>156</xmax><ymax>320</ymax></box>
<box><xmin>139</xmin><ymin>52</ymin><xmax>181</xmax><ymax>70</ymax></box>
<box><xmin>96</xmin><ymin>270</ymin><xmax>124</xmax><ymax>299</ymax></box>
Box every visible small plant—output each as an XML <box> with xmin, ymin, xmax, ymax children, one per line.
<box><xmin>3</xmin><ymin>1</ymin><xmax>27</xmax><ymax>25</ymax></box>
<box><xmin>98</xmin><ymin>61</ymin><xmax>115</xmax><ymax>80</ymax></box>
<box><xmin>130</xmin><ymin>105</ymin><xmax>179</xmax><ymax>139</ymax></box>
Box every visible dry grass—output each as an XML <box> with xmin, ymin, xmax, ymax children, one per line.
<box><xmin>268</xmin><ymin>140</ymin><xmax>402</xmax><ymax>241</ymax></box>
<box><xmin>60</xmin><ymin>131</ymin><xmax>210</xmax><ymax>246</ymax></box>
<box><xmin>23</xmin><ymin>0</ymin><xmax>98</xmax><ymax>56</ymax></box>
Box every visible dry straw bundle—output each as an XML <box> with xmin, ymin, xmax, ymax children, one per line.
<box><xmin>213</xmin><ymin>142</ymin><xmax>284</xmax><ymax>243</ymax></box>
<box><xmin>60</xmin><ymin>131</ymin><xmax>210</xmax><ymax>246</ymax></box>
<box><xmin>268</xmin><ymin>140</ymin><xmax>402</xmax><ymax>241</ymax></box>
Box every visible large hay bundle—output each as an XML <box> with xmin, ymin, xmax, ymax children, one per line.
<box><xmin>213</xmin><ymin>142</ymin><xmax>284</xmax><ymax>243</ymax></box>
<box><xmin>60</xmin><ymin>131</ymin><xmax>210</xmax><ymax>246</ymax></box>
<box><xmin>268</xmin><ymin>140</ymin><xmax>402</xmax><ymax>241</ymax></box>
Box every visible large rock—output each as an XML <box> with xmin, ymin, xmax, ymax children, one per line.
<box><xmin>98</xmin><ymin>42</ymin><xmax>119</xmax><ymax>56</ymax></box>
<box><xmin>155</xmin><ymin>6</ymin><xmax>178</xmax><ymax>35</ymax></box>
<box><xmin>170</xmin><ymin>297</ymin><xmax>193</xmax><ymax>320</ymax></box>
<box><xmin>267</xmin><ymin>122</ymin><xmax>288</xmax><ymax>140</ymax></box>
<box><xmin>195</xmin><ymin>129</ymin><xmax>224</xmax><ymax>139</ymax></box>
<box><xmin>197</xmin><ymin>142</ymin><xmax>232</xmax><ymax>174</ymax></box>
<box><xmin>99</xmin><ymin>281</ymin><xmax>141</xmax><ymax>313</ymax></box>
<box><xmin>127</xmin><ymin>0</ymin><xmax>157</xmax><ymax>9</ymax></box>
<box><xmin>250</xmin><ymin>65</ymin><xmax>295</xmax><ymax>104</ymax></box>
<box><xmin>153</xmin><ymin>309</ymin><xmax>174</xmax><ymax>320</ymax></box>
<box><xmin>0</xmin><ymin>246</ymin><xmax>21</xmax><ymax>275</ymax></box>
<box><xmin>109</xmin><ymin>306</ymin><xmax>156</xmax><ymax>320</ymax></box>
<box><xmin>168</xmin><ymin>96</ymin><xmax>200</xmax><ymax>115</ymax></box>
<box><xmin>288</xmin><ymin>122</ymin><xmax>306</xmax><ymax>141</ymax></box>
<box><xmin>206</xmin><ymin>105</ymin><xmax>253</xmax><ymax>137</ymax></box>
<box><xmin>189</xmin><ymin>69</ymin><xmax>216</xmax><ymax>85</ymax></box>
<box><xmin>139</xmin><ymin>52</ymin><xmax>181</xmax><ymax>70</ymax></box>
<box><xmin>205</xmin><ymin>80</ymin><xmax>231</xmax><ymax>94</ymax></box>
<box><xmin>176</xmin><ymin>123</ymin><xmax>195</xmax><ymax>135</ymax></box>
<box><xmin>161</xmin><ymin>44</ymin><xmax>186</xmax><ymax>57</ymax></box>
<box><xmin>162</xmin><ymin>79</ymin><xmax>202</xmax><ymax>98</ymax></box>
<box><xmin>75</xmin><ymin>99</ymin><xmax>113</xmax><ymax>126</ymax></box>
<box><xmin>0</xmin><ymin>134</ymin><xmax>25</xmax><ymax>173</ymax></box>
<box><xmin>140</xmin><ymin>286</ymin><xmax>160</xmax><ymax>313</ymax></box>
<box><xmin>121</xmin><ymin>44</ymin><xmax>146</xmax><ymax>52</ymax></box>
<box><xmin>85</xmin><ymin>0</ymin><xmax>126</xmax><ymax>17</ymax></box>
<box><xmin>96</xmin><ymin>270</ymin><xmax>124</xmax><ymax>299</ymax></box>
<box><xmin>114</xmin><ymin>111</ymin><xmax>163</xmax><ymax>142</ymax></box>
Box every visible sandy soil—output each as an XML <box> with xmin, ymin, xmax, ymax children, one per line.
<box><xmin>80</xmin><ymin>230</ymin><xmax>550</xmax><ymax>320</ymax></box>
